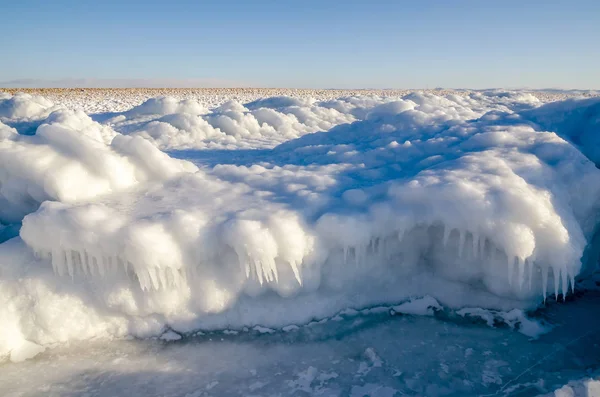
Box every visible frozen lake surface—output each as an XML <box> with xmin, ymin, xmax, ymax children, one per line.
<box><xmin>2</xmin><ymin>290</ymin><xmax>600</xmax><ymax>396</ymax></box>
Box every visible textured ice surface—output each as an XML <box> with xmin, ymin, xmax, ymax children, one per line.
<box><xmin>1</xmin><ymin>292</ymin><xmax>599</xmax><ymax>396</ymax></box>
<box><xmin>1</xmin><ymin>90</ymin><xmax>600</xmax><ymax>362</ymax></box>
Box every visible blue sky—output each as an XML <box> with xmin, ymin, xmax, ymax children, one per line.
<box><xmin>1</xmin><ymin>0</ymin><xmax>599</xmax><ymax>88</ymax></box>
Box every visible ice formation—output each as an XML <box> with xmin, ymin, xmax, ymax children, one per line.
<box><xmin>1</xmin><ymin>90</ymin><xmax>600</xmax><ymax>361</ymax></box>
<box><xmin>0</xmin><ymin>92</ymin><xmax>56</xmax><ymax>121</ymax></box>
<box><xmin>106</xmin><ymin>96</ymin><xmax>358</xmax><ymax>150</ymax></box>
<box><xmin>0</xmin><ymin>109</ymin><xmax>196</xmax><ymax>222</ymax></box>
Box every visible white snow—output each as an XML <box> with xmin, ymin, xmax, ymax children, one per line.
<box><xmin>544</xmin><ymin>378</ymin><xmax>600</xmax><ymax>397</ymax></box>
<box><xmin>160</xmin><ymin>330</ymin><xmax>182</xmax><ymax>341</ymax></box>
<box><xmin>0</xmin><ymin>89</ymin><xmax>599</xmax><ymax>361</ymax></box>
<box><xmin>0</xmin><ymin>92</ymin><xmax>57</xmax><ymax>121</ymax></box>
<box><xmin>7</xmin><ymin>339</ymin><xmax>45</xmax><ymax>363</ymax></box>
<box><xmin>457</xmin><ymin>307</ymin><xmax>550</xmax><ymax>338</ymax></box>
<box><xmin>391</xmin><ymin>296</ymin><xmax>442</xmax><ymax>316</ymax></box>
<box><xmin>0</xmin><ymin>109</ymin><xmax>196</xmax><ymax>222</ymax></box>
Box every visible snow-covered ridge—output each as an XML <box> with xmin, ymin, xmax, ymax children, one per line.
<box><xmin>1</xmin><ymin>90</ymin><xmax>600</xmax><ymax>361</ymax></box>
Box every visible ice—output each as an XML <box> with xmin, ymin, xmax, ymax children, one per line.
<box><xmin>0</xmin><ymin>93</ymin><xmax>56</xmax><ymax>121</ymax></box>
<box><xmin>391</xmin><ymin>296</ymin><xmax>442</xmax><ymax>317</ymax></box>
<box><xmin>1</xmin><ymin>90</ymin><xmax>600</xmax><ymax>360</ymax></box>
<box><xmin>160</xmin><ymin>330</ymin><xmax>182</xmax><ymax>341</ymax></box>
<box><xmin>524</xmin><ymin>97</ymin><xmax>600</xmax><ymax>166</ymax></box>
<box><xmin>108</xmin><ymin>96</ymin><xmax>357</xmax><ymax>150</ymax></box>
<box><xmin>0</xmin><ymin>109</ymin><xmax>196</xmax><ymax>222</ymax></box>
<box><xmin>548</xmin><ymin>379</ymin><xmax>600</xmax><ymax>397</ymax></box>
<box><xmin>2</xmin><ymin>298</ymin><xmax>598</xmax><ymax>396</ymax></box>
<box><xmin>125</xmin><ymin>96</ymin><xmax>207</xmax><ymax>117</ymax></box>
<box><xmin>7</xmin><ymin>340</ymin><xmax>45</xmax><ymax>363</ymax></box>
<box><xmin>456</xmin><ymin>307</ymin><xmax>550</xmax><ymax>339</ymax></box>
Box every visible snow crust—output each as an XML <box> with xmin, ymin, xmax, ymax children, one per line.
<box><xmin>1</xmin><ymin>90</ymin><xmax>600</xmax><ymax>361</ymax></box>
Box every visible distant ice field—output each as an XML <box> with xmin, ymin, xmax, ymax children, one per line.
<box><xmin>0</xmin><ymin>88</ymin><xmax>600</xmax><ymax>376</ymax></box>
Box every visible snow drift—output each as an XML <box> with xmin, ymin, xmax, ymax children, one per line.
<box><xmin>0</xmin><ymin>110</ymin><xmax>196</xmax><ymax>223</ymax></box>
<box><xmin>0</xmin><ymin>92</ymin><xmax>56</xmax><ymax>121</ymax></box>
<box><xmin>1</xmin><ymin>90</ymin><xmax>600</xmax><ymax>361</ymax></box>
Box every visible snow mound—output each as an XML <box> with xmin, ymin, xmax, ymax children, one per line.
<box><xmin>0</xmin><ymin>106</ymin><xmax>197</xmax><ymax>223</ymax></box>
<box><xmin>0</xmin><ymin>93</ymin><xmax>57</xmax><ymax>121</ymax></box>
<box><xmin>109</xmin><ymin>96</ymin><xmax>361</xmax><ymax>150</ymax></box>
<box><xmin>112</xmin><ymin>92</ymin><xmax>542</xmax><ymax>151</ymax></box>
<box><xmin>126</xmin><ymin>96</ymin><xmax>207</xmax><ymax>116</ymax></box>
<box><xmin>2</xmin><ymin>91</ymin><xmax>600</xmax><ymax>360</ymax></box>
<box><xmin>523</xmin><ymin>97</ymin><xmax>600</xmax><ymax>166</ymax></box>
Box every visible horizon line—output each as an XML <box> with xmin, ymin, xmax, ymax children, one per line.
<box><xmin>2</xmin><ymin>87</ymin><xmax>599</xmax><ymax>92</ymax></box>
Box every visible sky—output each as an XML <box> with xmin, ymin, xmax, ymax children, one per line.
<box><xmin>1</xmin><ymin>0</ymin><xmax>599</xmax><ymax>89</ymax></box>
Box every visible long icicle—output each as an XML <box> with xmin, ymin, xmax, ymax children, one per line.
<box><xmin>553</xmin><ymin>266</ymin><xmax>560</xmax><ymax>301</ymax></box>
<box><xmin>527</xmin><ymin>259</ymin><xmax>533</xmax><ymax>291</ymax></box>
<box><xmin>542</xmin><ymin>266</ymin><xmax>548</xmax><ymax>303</ymax></box>
<box><xmin>517</xmin><ymin>257</ymin><xmax>525</xmax><ymax>290</ymax></box>
<box><xmin>472</xmin><ymin>232</ymin><xmax>479</xmax><ymax>258</ymax></box>
<box><xmin>458</xmin><ymin>230</ymin><xmax>465</xmax><ymax>258</ymax></box>
<box><xmin>561</xmin><ymin>266</ymin><xmax>568</xmax><ymax>301</ymax></box>
<box><xmin>507</xmin><ymin>252</ymin><xmax>514</xmax><ymax>287</ymax></box>
<box><xmin>442</xmin><ymin>226</ymin><xmax>451</xmax><ymax>247</ymax></box>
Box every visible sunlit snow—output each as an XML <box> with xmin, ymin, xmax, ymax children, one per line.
<box><xmin>1</xmin><ymin>89</ymin><xmax>599</xmax><ymax>396</ymax></box>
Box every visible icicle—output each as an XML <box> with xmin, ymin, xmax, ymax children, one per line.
<box><xmin>507</xmin><ymin>252</ymin><xmax>514</xmax><ymax>287</ymax></box>
<box><xmin>70</xmin><ymin>251</ymin><xmax>77</xmax><ymax>277</ymax></box>
<box><xmin>517</xmin><ymin>257</ymin><xmax>525</xmax><ymax>290</ymax></box>
<box><xmin>458</xmin><ymin>230</ymin><xmax>465</xmax><ymax>258</ymax></box>
<box><xmin>92</xmin><ymin>256</ymin><xmax>99</xmax><ymax>276</ymax></box>
<box><xmin>265</xmin><ymin>258</ymin><xmax>278</xmax><ymax>283</ymax></box>
<box><xmin>158</xmin><ymin>268</ymin><xmax>168</xmax><ymax>289</ymax></box>
<box><xmin>262</xmin><ymin>260</ymin><xmax>272</xmax><ymax>283</ymax></box>
<box><xmin>137</xmin><ymin>268</ymin><xmax>150</xmax><ymax>291</ymax></box>
<box><xmin>255</xmin><ymin>260</ymin><xmax>264</xmax><ymax>285</ymax></box>
<box><xmin>542</xmin><ymin>266</ymin><xmax>548</xmax><ymax>302</ymax></box>
<box><xmin>570</xmin><ymin>273</ymin><xmax>575</xmax><ymax>294</ymax></box>
<box><xmin>442</xmin><ymin>226</ymin><xmax>451</xmax><ymax>247</ymax></box>
<box><xmin>561</xmin><ymin>266</ymin><xmax>568</xmax><ymax>300</ymax></box>
<box><xmin>397</xmin><ymin>229</ymin><xmax>406</xmax><ymax>243</ymax></box>
<box><xmin>244</xmin><ymin>256</ymin><xmax>251</xmax><ymax>279</ymax></box>
<box><xmin>98</xmin><ymin>257</ymin><xmax>106</xmax><ymax>277</ymax></box>
<box><xmin>65</xmin><ymin>250</ymin><xmax>74</xmax><ymax>279</ymax></box>
<box><xmin>527</xmin><ymin>259</ymin><xmax>533</xmax><ymax>291</ymax></box>
<box><xmin>479</xmin><ymin>237</ymin><xmax>486</xmax><ymax>259</ymax></box>
<box><xmin>553</xmin><ymin>266</ymin><xmax>560</xmax><ymax>301</ymax></box>
<box><xmin>472</xmin><ymin>233</ymin><xmax>479</xmax><ymax>258</ymax></box>
<box><xmin>147</xmin><ymin>267</ymin><xmax>160</xmax><ymax>290</ymax></box>
<box><xmin>50</xmin><ymin>251</ymin><xmax>57</xmax><ymax>274</ymax></box>
<box><xmin>343</xmin><ymin>246</ymin><xmax>349</xmax><ymax>263</ymax></box>
<box><xmin>52</xmin><ymin>249</ymin><xmax>65</xmax><ymax>276</ymax></box>
<box><xmin>289</xmin><ymin>260</ymin><xmax>302</xmax><ymax>285</ymax></box>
